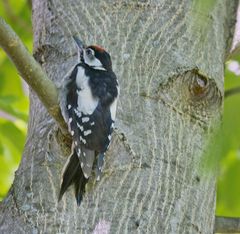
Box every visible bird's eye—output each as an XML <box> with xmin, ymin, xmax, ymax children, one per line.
<box><xmin>86</xmin><ymin>49</ymin><xmax>93</xmax><ymax>58</ymax></box>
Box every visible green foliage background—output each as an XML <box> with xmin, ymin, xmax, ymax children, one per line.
<box><xmin>0</xmin><ymin>0</ymin><xmax>31</xmax><ymax>199</ymax></box>
<box><xmin>0</xmin><ymin>0</ymin><xmax>240</xmax><ymax>217</ymax></box>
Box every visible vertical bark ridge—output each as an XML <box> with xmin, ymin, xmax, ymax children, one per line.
<box><xmin>0</xmin><ymin>0</ymin><xmax>238</xmax><ymax>233</ymax></box>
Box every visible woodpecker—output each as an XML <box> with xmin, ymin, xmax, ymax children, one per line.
<box><xmin>58</xmin><ymin>36</ymin><xmax>119</xmax><ymax>206</ymax></box>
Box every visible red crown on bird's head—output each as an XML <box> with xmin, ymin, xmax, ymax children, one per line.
<box><xmin>90</xmin><ymin>45</ymin><xmax>105</xmax><ymax>52</ymax></box>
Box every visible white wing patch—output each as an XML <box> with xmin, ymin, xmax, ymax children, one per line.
<box><xmin>82</xmin><ymin>117</ymin><xmax>90</xmax><ymax>123</ymax></box>
<box><xmin>110</xmin><ymin>85</ymin><xmax>120</xmax><ymax>121</ymax></box>
<box><xmin>80</xmin><ymin>136</ymin><xmax>86</xmax><ymax>144</ymax></box>
<box><xmin>83</xmin><ymin>130</ymin><xmax>92</xmax><ymax>136</ymax></box>
<box><xmin>77</xmin><ymin>123</ymin><xmax>84</xmax><ymax>131</ymax></box>
<box><xmin>75</xmin><ymin>66</ymin><xmax>99</xmax><ymax>115</ymax></box>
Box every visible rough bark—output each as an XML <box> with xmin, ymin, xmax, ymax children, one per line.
<box><xmin>0</xmin><ymin>0</ymin><xmax>238</xmax><ymax>233</ymax></box>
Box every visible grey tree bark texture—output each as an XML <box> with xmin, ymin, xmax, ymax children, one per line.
<box><xmin>0</xmin><ymin>0</ymin><xmax>238</xmax><ymax>233</ymax></box>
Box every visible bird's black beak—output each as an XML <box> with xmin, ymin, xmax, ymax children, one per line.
<box><xmin>73</xmin><ymin>36</ymin><xmax>85</xmax><ymax>63</ymax></box>
<box><xmin>73</xmin><ymin>36</ymin><xmax>85</xmax><ymax>51</ymax></box>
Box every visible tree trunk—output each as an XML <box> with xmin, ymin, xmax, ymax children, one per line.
<box><xmin>0</xmin><ymin>0</ymin><xmax>238</xmax><ymax>233</ymax></box>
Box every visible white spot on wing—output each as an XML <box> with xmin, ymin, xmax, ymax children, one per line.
<box><xmin>82</xmin><ymin>117</ymin><xmax>89</xmax><ymax>123</ymax></box>
<box><xmin>81</xmin><ymin>162</ymin><xmax>84</xmax><ymax>168</ymax></box>
<box><xmin>75</xmin><ymin>67</ymin><xmax>99</xmax><ymax>115</ymax></box>
<box><xmin>74</xmin><ymin>108</ymin><xmax>82</xmax><ymax>118</ymax></box>
<box><xmin>90</xmin><ymin>122</ymin><xmax>95</xmax><ymax>126</ymax></box>
<box><xmin>77</xmin><ymin>123</ymin><xmax>84</xmax><ymax>131</ymax></box>
<box><xmin>68</xmin><ymin>118</ymin><xmax>72</xmax><ymax>124</ymax></box>
<box><xmin>80</xmin><ymin>136</ymin><xmax>86</xmax><ymax>144</ymax></box>
<box><xmin>68</xmin><ymin>104</ymin><xmax>72</xmax><ymax>110</ymax></box>
<box><xmin>84</xmin><ymin>130</ymin><xmax>92</xmax><ymax>136</ymax></box>
<box><xmin>71</xmin><ymin>130</ymin><xmax>74</xmax><ymax>136</ymax></box>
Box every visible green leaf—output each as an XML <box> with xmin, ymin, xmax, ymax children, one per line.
<box><xmin>216</xmin><ymin>151</ymin><xmax>240</xmax><ymax>216</ymax></box>
<box><xmin>0</xmin><ymin>121</ymin><xmax>25</xmax><ymax>153</ymax></box>
<box><xmin>0</xmin><ymin>0</ymin><xmax>30</xmax><ymax>201</ymax></box>
<box><xmin>225</xmin><ymin>62</ymin><xmax>240</xmax><ymax>90</ymax></box>
<box><xmin>0</xmin><ymin>124</ymin><xmax>24</xmax><ymax>200</ymax></box>
<box><xmin>215</xmin><ymin>60</ymin><xmax>240</xmax><ymax>217</ymax></box>
<box><xmin>0</xmin><ymin>97</ymin><xmax>28</xmax><ymax>121</ymax></box>
<box><xmin>0</xmin><ymin>140</ymin><xmax>3</xmax><ymax>155</ymax></box>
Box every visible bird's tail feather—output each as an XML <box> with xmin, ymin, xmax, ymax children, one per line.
<box><xmin>58</xmin><ymin>150</ymin><xmax>88</xmax><ymax>206</ymax></box>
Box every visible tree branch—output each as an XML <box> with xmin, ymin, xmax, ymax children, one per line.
<box><xmin>0</xmin><ymin>17</ymin><xmax>68</xmax><ymax>134</ymax></box>
<box><xmin>224</xmin><ymin>87</ymin><xmax>240</xmax><ymax>98</ymax></box>
<box><xmin>215</xmin><ymin>216</ymin><xmax>240</xmax><ymax>233</ymax></box>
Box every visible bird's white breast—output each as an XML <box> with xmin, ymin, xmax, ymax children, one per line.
<box><xmin>76</xmin><ymin>66</ymin><xmax>99</xmax><ymax>115</ymax></box>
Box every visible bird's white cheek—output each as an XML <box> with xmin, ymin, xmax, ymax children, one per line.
<box><xmin>84</xmin><ymin>53</ymin><xmax>104</xmax><ymax>69</ymax></box>
<box><xmin>91</xmin><ymin>57</ymin><xmax>102</xmax><ymax>67</ymax></box>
